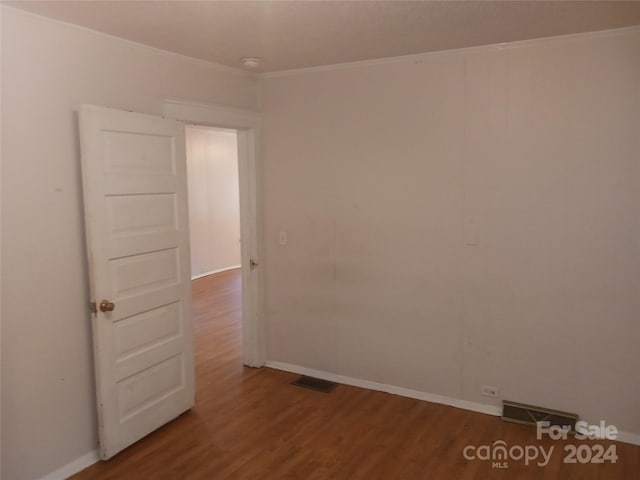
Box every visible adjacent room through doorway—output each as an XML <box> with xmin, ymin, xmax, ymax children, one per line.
<box><xmin>185</xmin><ymin>125</ymin><xmax>243</xmax><ymax>360</ymax></box>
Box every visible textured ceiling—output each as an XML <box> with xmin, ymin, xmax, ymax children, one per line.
<box><xmin>5</xmin><ymin>1</ymin><xmax>640</xmax><ymax>72</ymax></box>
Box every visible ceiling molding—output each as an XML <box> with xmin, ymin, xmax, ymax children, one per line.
<box><xmin>0</xmin><ymin>4</ymin><xmax>257</xmax><ymax>79</ymax></box>
<box><xmin>260</xmin><ymin>24</ymin><xmax>640</xmax><ymax>79</ymax></box>
<box><xmin>4</xmin><ymin>2</ymin><xmax>639</xmax><ymax>79</ymax></box>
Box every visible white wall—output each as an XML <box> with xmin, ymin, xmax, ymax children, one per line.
<box><xmin>262</xmin><ymin>29</ymin><xmax>640</xmax><ymax>436</ymax></box>
<box><xmin>0</xmin><ymin>7</ymin><xmax>258</xmax><ymax>480</ymax></box>
<box><xmin>186</xmin><ymin>126</ymin><xmax>241</xmax><ymax>278</ymax></box>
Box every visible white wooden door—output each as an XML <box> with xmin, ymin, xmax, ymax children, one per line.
<box><xmin>79</xmin><ymin>105</ymin><xmax>195</xmax><ymax>459</ymax></box>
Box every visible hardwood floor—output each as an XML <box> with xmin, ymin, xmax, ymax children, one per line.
<box><xmin>71</xmin><ymin>269</ymin><xmax>639</xmax><ymax>479</ymax></box>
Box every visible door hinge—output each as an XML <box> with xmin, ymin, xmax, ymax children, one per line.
<box><xmin>89</xmin><ymin>301</ymin><xmax>97</xmax><ymax>314</ymax></box>
<box><xmin>250</xmin><ymin>258</ymin><xmax>259</xmax><ymax>270</ymax></box>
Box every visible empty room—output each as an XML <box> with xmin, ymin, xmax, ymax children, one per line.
<box><xmin>1</xmin><ymin>1</ymin><xmax>639</xmax><ymax>479</ymax></box>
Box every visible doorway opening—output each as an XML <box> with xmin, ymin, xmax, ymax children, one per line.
<box><xmin>162</xmin><ymin>97</ymin><xmax>264</xmax><ymax>368</ymax></box>
<box><xmin>185</xmin><ymin>125</ymin><xmax>244</xmax><ymax>362</ymax></box>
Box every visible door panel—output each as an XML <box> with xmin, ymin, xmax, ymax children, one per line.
<box><xmin>104</xmin><ymin>131</ymin><xmax>176</xmax><ymax>174</ymax></box>
<box><xmin>114</xmin><ymin>302</ymin><xmax>182</xmax><ymax>358</ymax></box>
<box><xmin>79</xmin><ymin>105</ymin><xmax>194</xmax><ymax>459</ymax></box>
<box><xmin>107</xmin><ymin>193</ymin><xmax>177</xmax><ymax>234</ymax></box>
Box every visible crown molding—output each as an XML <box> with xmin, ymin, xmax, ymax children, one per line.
<box><xmin>1</xmin><ymin>4</ymin><xmax>256</xmax><ymax>79</ymax></box>
<box><xmin>261</xmin><ymin>25</ymin><xmax>640</xmax><ymax>79</ymax></box>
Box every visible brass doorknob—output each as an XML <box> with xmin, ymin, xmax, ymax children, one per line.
<box><xmin>99</xmin><ymin>300</ymin><xmax>115</xmax><ymax>312</ymax></box>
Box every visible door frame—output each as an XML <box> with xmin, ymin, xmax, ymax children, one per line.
<box><xmin>162</xmin><ymin>98</ymin><xmax>265</xmax><ymax>367</ymax></box>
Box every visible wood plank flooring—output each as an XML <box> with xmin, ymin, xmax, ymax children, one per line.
<box><xmin>71</xmin><ymin>269</ymin><xmax>640</xmax><ymax>479</ymax></box>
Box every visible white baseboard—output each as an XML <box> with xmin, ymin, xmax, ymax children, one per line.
<box><xmin>616</xmin><ymin>430</ymin><xmax>640</xmax><ymax>446</ymax></box>
<box><xmin>38</xmin><ymin>450</ymin><xmax>99</xmax><ymax>480</ymax></box>
<box><xmin>265</xmin><ymin>360</ymin><xmax>502</xmax><ymax>417</ymax></box>
<box><xmin>265</xmin><ymin>361</ymin><xmax>640</xmax><ymax>446</ymax></box>
<box><xmin>191</xmin><ymin>265</ymin><xmax>241</xmax><ymax>280</ymax></box>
